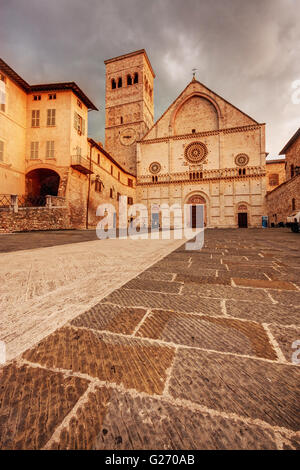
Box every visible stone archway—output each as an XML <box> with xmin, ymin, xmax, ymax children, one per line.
<box><xmin>26</xmin><ymin>168</ymin><xmax>60</xmax><ymax>205</ymax></box>
<box><xmin>187</xmin><ymin>194</ymin><xmax>207</xmax><ymax>228</ymax></box>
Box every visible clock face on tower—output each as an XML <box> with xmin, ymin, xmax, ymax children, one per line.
<box><xmin>119</xmin><ymin>128</ymin><xmax>136</xmax><ymax>146</ymax></box>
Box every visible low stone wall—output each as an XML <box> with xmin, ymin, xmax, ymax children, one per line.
<box><xmin>0</xmin><ymin>206</ymin><xmax>70</xmax><ymax>233</ymax></box>
<box><xmin>266</xmin><ymin>174</ymin><xmax>300</xmax><ymax>225</ymax></box>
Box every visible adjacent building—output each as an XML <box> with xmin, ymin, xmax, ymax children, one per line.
<box><xmin>265</xmin><ymin>157</ymin><xmax>286</xmax><ymax>193</ymax></box>
<box><xmin>0</xmin><ymin>59</ymin><xmax>136</xmax><ymax>232</ymax></box>
<box><xmin>266</xmin><ymin>128</ymin><xmax>300</xmax><ymax>226</ymax></box>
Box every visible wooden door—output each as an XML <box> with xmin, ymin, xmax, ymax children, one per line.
<box><xmin>238</xmin><ymin>212</ymin><xmax>248</xmax><ymax>228</ymax></box>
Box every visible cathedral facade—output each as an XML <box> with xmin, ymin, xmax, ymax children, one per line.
<box><xmin>104</xmin><ymin>50</ymin><xmax>267</xmax><ymax>228</ymax></box>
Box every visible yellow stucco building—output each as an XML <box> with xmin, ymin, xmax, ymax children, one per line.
<box><xmin>0</xmin><ymin>59</ymin><xmax>135</xmax><ymax>232</ymax></box>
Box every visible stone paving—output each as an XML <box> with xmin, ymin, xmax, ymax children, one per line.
<box><xmin>0</xmin><ymin>228</ymin><xmax>299</xmax><ymax>449</ymax></box>
<box><xmin>0</xmin><ymin>235</ymin><xmax>185</xmax><ymax>361</ymax></box>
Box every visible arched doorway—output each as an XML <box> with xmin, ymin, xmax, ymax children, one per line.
<box><xmin>187</xmin><ymin>194</ymin><xmax>207</xmax><ymax>228</ymax></box>
<box><xmin>237</xmin><ymin>203</ymin><xmax>248</xmax><ymax>228</ymax></box>
<box><xmin>26</xmin><ymin>168</ymin><xmax>60</xmax><ymax>205</ymax></box>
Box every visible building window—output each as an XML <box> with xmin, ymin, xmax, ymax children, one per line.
<box><xmin>128</xmin><ymin>197</ymin><xmax>133</xmax><ymax>205</ymax></box>
<box><xmin>31</xmin><ymin>110</ymin><xmax>40</xmax><ymax>127</ymax></box>
<box><xmin>118</xmin><ymin>171</ymin><xmax>120</xmax><ymax>181</ymax></box>
<box><xmin>152</xmin><ymin>175</ymin><xmax>158</xmax><ymax>183</ymax></box>
<box><xmin>77</xmin><ymin>99</ymin><xmax>82</xmax><ymax>108</ymax></box>
<box><xmin>0</xmin><ymin>74</ymin><xmax>6</xmax><ymax>112</ymax></box>
<box><xmin>111</xmin><ymin>79</ymin><xmax>116</xmax><ymax>89</ymax></box>
<box><xmin>192</xmin><ymin>129</ymin><xmax>196</xmax><ymax>133</ymax></box>
<box><xmin>128</xmin><ymin>178</ymin><xmax>133</xmax><ymax>187</ymax></box>
<box><xmin>30</xmin><ymin>142</ymin><xmax>39</xmax><ymax>159</ymax></box>
<box><xmin>117</xmin><ymin>192</ymin><xmax>121</xmax><ymax>201</ymax></box>
<box><xmin>48</xmin><ymin>93</ymin><xmax>56</xmax><ymax>100</ymax></box>
<box><xmin>0</xmin><ymin>140</ymin><xmax>4</xmax><ymax>161</ymax></box>
<box><xmin>110</xmin><ymin>188</ymin><xmax>113</xmax><ymax>198</ymax></box>
<box><xmin>134</xmin><ymin>72</ymin><xmax>138</xmax><ymax>84</ymax></box>
<box><xmin>95</xmin><ymin>178</ymin><xmax>102</xmax><ymax>192</ymax></box>
<box><xmin>292</xmin><ymin>198</ymin><xmax>296</xmax><ymax>211</ymax></box>
<box><xmin>127</xmin><ymin>75</ymin><xmax>132</xmax><ymax>86</ymax></box>
<box><xmin>46</xmin><ymin>141</ymin><xmax>55</xmax><ymax>159</ymax></box>
<box><xmin>291</xmin><ymin>164</ymin><xmax>295</xmax><ymax>178</ymax></box>
<box><xmin>269</xmin><ymin>174</ymin><xmax>279</xmax><ymax>186</ymax></box>
<box><xmin>47</xmin><ymin>109</ymin><xmax>56</xmax><ymax>126</ymax></box>
<box><xmin>74</xmin><ymin>112</ymin><xmax>85</xmax><ymax>135</ymax></box>
<box><xmin>111</xmin><ymin>165</ymin><xmax>113</xmax><ymax>175</ymax></box>
<box><xmin>33</xmin><ymin>95</ymin><xmax>41</xmax><ymax>101</ymax></box>
<box><xmin>120</xmin><ymin>116</ymin><xmax>123</xmax><ymax>124</ymax></box>
<box><xmin>97</xmin><ymin>154</ymin><xmax>100</xmax><ymax>165</ymax></box>
<box><xmin>118</xmin><ymin>77</ymin><xmax>122</xmax><ymax>88</ymax></box>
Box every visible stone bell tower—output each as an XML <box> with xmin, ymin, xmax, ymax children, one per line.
<box><xmin>104</xmin><ymin>49</ymin><xmax>155</xmax><ymax>175</ymax></box>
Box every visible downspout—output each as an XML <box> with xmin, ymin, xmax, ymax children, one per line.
<box><xmin>86</xmin><ymin>140</ymin><xmax>93</xmax><ymax>229</ymax></box>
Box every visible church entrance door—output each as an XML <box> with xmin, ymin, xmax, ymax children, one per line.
<box><xmin>238</xmin><ymin>212</ymin><xmax>248</xmax><ymax>228</ymax></box>
<box><xmin>187</xmin><ymin>195</ymin><xmax>207</xmax><ymax>228</ymax></box>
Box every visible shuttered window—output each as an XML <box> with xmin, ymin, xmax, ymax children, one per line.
<box><xmin>74</xmin><ymin>111</ymin><xmax>85</xmax><ymax>135</ymax></box>
<box><xmin>47</xmin><ymin>109</ymin><xmax>56</xmax><ymax>126</ymax></box>
<box><xmin>0</xmin><ymin>141</ymin><xmax>4</xmax><ymax>161</ymax></box>
<box><xmin>46</xmin><ymin>141</ymin><xmax>55</xmax><ymax>159</ymax></box>
<box><xmin>0</xmin><ymin>75</ymin><xmax>6</xmax><ymax>112</ymax></box>
<box><xmin>31</xmin><ymin>110</ymin><xmax>40</xmax><ymax>127</ymax></box>
<box><xmin>269</xmin><ymin>174</ymin><xmax>279</xmax><ymax>186</ymax></box>
<box><xmin>30</xmin><ymin>142</ymin><xmax>39</xmax><ymax>159</ymax></box>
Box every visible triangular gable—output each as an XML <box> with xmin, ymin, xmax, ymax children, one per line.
<box><xmin>141</xmin><ymin>79</ymin><xmax>259</xmax><ymax>141</ymax></box>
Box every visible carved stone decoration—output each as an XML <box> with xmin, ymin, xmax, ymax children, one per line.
<box><xmin>149</xmin><ymin>162</ymin><xmax>161</xmax><ymax>174</ymax></box>
<box><xmin>235</xmin><ymin>153</ymin><xmax>249</xmax><ymax>167</ymax></box>
<box><xmin>188</xmin><ymin>195</ymin><xmax>206</xmax><ymax>204</ymax></box>
<box><xmin>184</xmin><ymin>142</ymin><xmax>208</xmax><ymax>164</ymax></box>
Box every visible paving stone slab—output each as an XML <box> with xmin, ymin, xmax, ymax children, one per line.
<box><xmin>0</xmin><ymin>363</ymin><xmax>89</xmax><ymax>450</ymax></box>
<box><xmin>182</xmin><ymin>284</ymin><xmax>270</xmax><ymax>302</ymax></box>
<box><xmin>226</xmin><ymin>300</ymin><xmax>300</xmax><ymax>326</ymax></box>
<box><xmin>122</xmin><ymin>279</ymin><xmax>182</xmax><ymax>294</ymax></box>
<box><xmin>136</xmin><ymin>310</ymin><xmax>276</xmax><ymax>359</ymax></box>
<box><xmin>269</xmin><ymin>325</ymin><xmax>300</xmax><ymax>364</ymax></box>
<box><xmin>169</xmin><ymin>348</ymin><xmax>300</xmax><ymax>430</ymax></box>
<box><xmin>70</xmin><ymin>304</ymin><xmax>147</xmax><ymax>335</ymax></box>
<box><xmin>176</xmin><ymin>273</ymin><xmax>231</xmax><ymax>286</ymax></box>
<box><xmin>226</xmin><ymin>269</ymin><xmax>278</xmax><ymax>280</ymax></box>
<box><xmin>49</xmin><ymin>386</ymin><xmax>278</xmax><ymax>450</ymax></box>
<box><xmin>269</xmin><ymin>290</ymin><xmax>300</xmax><ymax>306</ymax></box>
<box><xmin>103</xmin><ymin>289</ymin><xmax>223</xmax><ymax>315</ymax></box>
<box><xmin>22</xmin><ymin>327</ymin><xmax>175</xmax><ymax>395</ymax></box>
<box><xmin>137</xmin><ymin>271</ymin><xmax>175</xmax><ymax>281</ymax></box>
<box><xmin>233</xmin><ymin>278</ymin><xmax>296</xmax><ymax>290</ymax></box>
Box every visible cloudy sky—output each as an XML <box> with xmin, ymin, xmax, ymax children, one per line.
<box><xmin>1</xmin><ymin>0</ymin><xmax>299</xmax><ymax>155</ymax></box>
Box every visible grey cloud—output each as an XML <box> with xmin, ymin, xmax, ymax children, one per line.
<box><xmin>1</xmin><ymin>0</ymin><xmax>299</xmax><ymax>153</ymax></box>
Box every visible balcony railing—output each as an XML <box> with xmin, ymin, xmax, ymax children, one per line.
<box><xmin>71</xmin><ymin>155</ymin><xmax>93</xmax><ymax>175</ymax></box>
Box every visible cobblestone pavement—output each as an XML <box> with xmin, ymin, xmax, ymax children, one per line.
<box><xmin>0</xmin><ymin>228</ymin><xmax>299</xmax><ymax>450</ymax></box>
